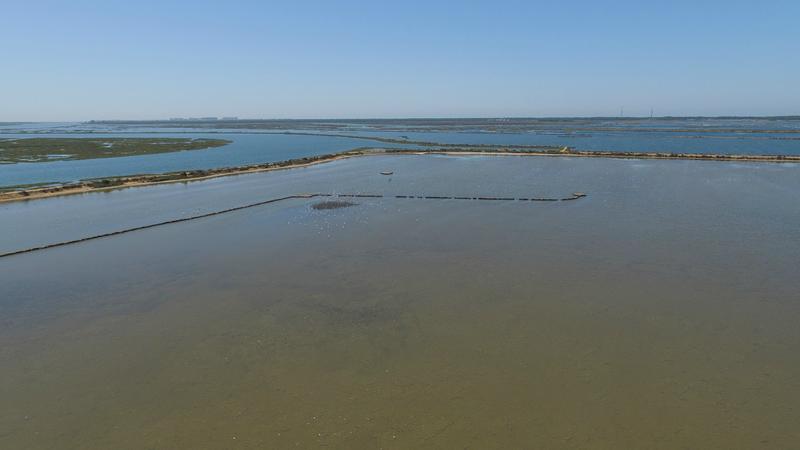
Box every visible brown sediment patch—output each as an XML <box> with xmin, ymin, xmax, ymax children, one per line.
<box><xmin>311</xmin><ymin>200</ymin><xmax>357</xmax><ymax>210</ymax></box>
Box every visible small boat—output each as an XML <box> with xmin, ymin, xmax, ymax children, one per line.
<box><xmin>380</xmin><ymin>171</ymin><xmax>393</xmax><ymax>175</ymax></box>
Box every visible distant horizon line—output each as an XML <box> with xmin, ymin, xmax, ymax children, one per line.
<box><xmin>4</xmin><ymin>115</ymin><xmax>800</xmax><ymax>124</ymax></box>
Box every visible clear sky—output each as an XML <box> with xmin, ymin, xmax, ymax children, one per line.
<box><xmin>3</xmin><ymin>0</ymin><xmax>799</xmax><ymax>121</ymax></box>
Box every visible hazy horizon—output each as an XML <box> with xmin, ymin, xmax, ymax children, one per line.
<box><xmin>5</xmin><ymin>114</ymin><xmax>800</xmax><ymax>125</ymax></box>
<box><xmin>3</xmin><ymin>0</ymin><xmax>799</xmax><ymax>121</ymax></box>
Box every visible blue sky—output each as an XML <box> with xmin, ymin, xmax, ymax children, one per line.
<box><xmin>3</xmin><ymin>0</ymin><xmax>799</xmax><ymax>120</ymax></box>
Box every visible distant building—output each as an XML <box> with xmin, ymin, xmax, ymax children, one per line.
<box><xmin>222</xmin><ymin>117</ymin><xmax>239</xmax><ymax>121</ymax></box>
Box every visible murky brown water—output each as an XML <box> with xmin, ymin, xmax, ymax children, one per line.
<box><xmin>1</xmin><ymin>155</ymin><xmax>799</xmax><ymax>449</ymax></box>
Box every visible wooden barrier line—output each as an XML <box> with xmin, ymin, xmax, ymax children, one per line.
<box><xmin>0</xmin><ymin>192</ymin><xmax>586</xmax><ymax>259</ymax></box>
<box><xmin>0</xmin><ymin>194</ymin><xmax>313</xmax><ymax>259</ymax></box>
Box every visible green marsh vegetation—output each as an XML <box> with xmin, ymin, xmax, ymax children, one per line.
<box><xmin>0</xmin><ymin>138</ymin><xmax>231</xmax><ymax>164</ymax></box>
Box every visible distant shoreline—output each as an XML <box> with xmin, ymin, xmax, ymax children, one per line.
<box><xmin>1</xmin><ymin>148</ymin><xmax>798</xmax><ymax>204</ymax></box>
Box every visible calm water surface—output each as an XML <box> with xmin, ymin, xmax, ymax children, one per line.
<box><xmin>1</xmin><ymin>155</ymin><xmax>799</xmax><ymax>449</ymax></box>
<box><xmin>350</xmin><ymin>128</ymin><xmax>800</xmax><ymax>155</ymax></box>
<box><xmin>0</xmin><ymin>133</ymin><xmax>417</xmax><ymax>188</ymax></box>
<box><xmin>3</xmin><ymin>118</ymin><xmax>800</xmax><ymax>188</ymax></box>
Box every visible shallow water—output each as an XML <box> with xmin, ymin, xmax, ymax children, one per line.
<box><xmin>1</xmin><ymin>155</ymin><xmax>800</xmax><ymax>449</ymax></box>
<box><xmin>3</xmin><ymin>118</ymin><xmax>800</xmax><ymax>188</ymax></box>
<box><xmin>352</xmin><ymin>128</ymin><xmax>800</xmax><ymax>155</ymax></box>
<box><xmin>0</xmin><ymin>132</ymin><xmax>417</xmax><ymax>188</ymax></box>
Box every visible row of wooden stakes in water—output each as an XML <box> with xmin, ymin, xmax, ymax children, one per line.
<box><xmin>0</xmin><ymin>191</ymin><xmax>587</xmax><ymax>258</ymax></box>
<box><xmin>326</xmin><ymin>192</ymin><xmax>588</xmax><ymax>201</ymax></box>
